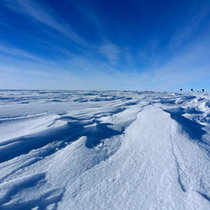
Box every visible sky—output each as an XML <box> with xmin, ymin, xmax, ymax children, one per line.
<box><xmin>0</xmin><ymin>0</ymin><xmax>209</xmax><ymax>91</ymax></box>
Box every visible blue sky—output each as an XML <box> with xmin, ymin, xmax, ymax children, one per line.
<box><xmin>0</xmin><ymin>0</ymin><xmax>209</xmax><ymax>91</ymax></box>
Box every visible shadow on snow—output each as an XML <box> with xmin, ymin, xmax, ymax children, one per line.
<box><xmin>0</xmin><ymin>118</ymin><xmax>123</xmax><ymax>164</ymax></box>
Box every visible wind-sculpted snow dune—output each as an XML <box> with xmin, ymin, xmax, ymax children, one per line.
<box><xmin>0</xmin><ymin>90</ymin><xmax>210</xmax><ymax>210</ymax></box>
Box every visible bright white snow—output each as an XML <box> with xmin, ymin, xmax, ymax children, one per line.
<box><xmin>0</xmin><ymin>90</ymin><xmax>209</xmax><ymax>209</ymax></box>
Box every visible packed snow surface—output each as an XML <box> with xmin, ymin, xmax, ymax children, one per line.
<box><xmin>0</xmin><ymin>90</ymin><xmax>210</xmax><ymax>209</ymax></box>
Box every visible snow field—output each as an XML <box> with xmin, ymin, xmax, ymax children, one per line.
<box><xmin>0</xmin><ymin>90</ymin><xmax>209</xmax><ymax>209</ymax></box>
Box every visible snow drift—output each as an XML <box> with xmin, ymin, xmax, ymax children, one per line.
<box><xmin>0</xmin><ymin>90</ymin><xmax>209</xmax><ymax>209</ymax></box>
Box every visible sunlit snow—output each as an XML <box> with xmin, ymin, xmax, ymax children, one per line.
<box><xmin>0</xmin><ymin>90</ymin><xmax>210</xmax><ymax>209</ymax></box>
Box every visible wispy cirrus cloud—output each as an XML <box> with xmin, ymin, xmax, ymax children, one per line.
<box><xmin>1</xmin><ymin>32</ymin><xmax>209</xmax><ymax>91</ymax></box>
<box><xmin>2</xmin><ymin>0</ymin><xmax>124</xmax><ymax>66</ymax></box>
<box><xmin>0</xmin><ymin>0</ymin><xmax>209</xmax><ymax>91</ymax></box>
<box><xmin>168</xmin><ymin>3</ymin><xmax>210</xmax><ymax>52</ymax></box>
<box><xmin>2</xmin><ymin>0</ymin><xmax>86</xmax><ymax>45</ymax></box>
<box><xmin>98</xmin><ymin>42</ymin><xmax>121</xmax><ymax>65</ymax></box>
<box><xmin>0</xmin><ymin>44</ymin><xmax>44</xmax><ymax>61</ymax></box>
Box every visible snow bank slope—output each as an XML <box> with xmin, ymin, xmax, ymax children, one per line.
<box><xmin>0</xmin><ymin>90</ymin><xmax>209</xmax><ymax>209</ymax></box>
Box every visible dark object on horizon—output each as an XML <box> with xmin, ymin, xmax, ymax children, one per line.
<box><xmin>180</xmin><ymin>89</ymin><xmax>182</xmax><ymax>91</ymax></box>
<box><xmin>191</xmin><ymin>89</ymin><xmax>193</xmax><ymax>92</ymax></box>
<box><xmin>202</xmin><ymin>89</ymin><xmax>204</xmax><ymax>92</ymax></box>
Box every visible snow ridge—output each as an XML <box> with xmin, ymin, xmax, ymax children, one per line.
<box><xmin>0</xmin><ymin>90</ymin><xmax>209</xmax><ymax>209</ymax></box>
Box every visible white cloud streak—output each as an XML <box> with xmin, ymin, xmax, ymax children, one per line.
<box><xmin>168</xmin><ymin>4</ymin><xmax>210</xmax><ymax>52</ymax></box>
<box><xmin>0</xmin><ymin>44</ymin><xmax>44</xmax><ymax>61</ymax></box>
<box><xmin>98</xmin><ymin>42</ymin><xmax>121</xmax><ymax>65</ymax></box>
<box><xmin>2</xmin><ymin>0</ymin><xmax>124</xmax><ymax>67</ymax></box>
<box><xmin>0</xmin><ymin>1</ymin><xmax>209</xmax><ymax>91</ymax></box>
<box><xmin>0</xmin><ymin>32</ymin><xmax>210</xmax><ymax>91</ymax></box>
<box><xmin>2</xmin><ymin>0</ymin><xmax>86</xmax><ymax>45</ymax></box>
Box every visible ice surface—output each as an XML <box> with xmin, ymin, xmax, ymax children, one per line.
<box><xmin>0</xmin><ymin>90</ymin><xmax>209</xmax><ymax>209</ymax></box>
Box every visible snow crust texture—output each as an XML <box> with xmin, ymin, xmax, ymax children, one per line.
<box><xmin>0</xmin><ymin>90</ymin><xmax>210</xmax><ymax>210</ymax></box>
